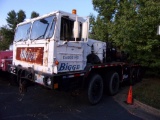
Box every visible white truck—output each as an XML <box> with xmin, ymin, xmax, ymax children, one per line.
<box><xmin>8</xmin><ymin>9</ymin><xmax>142</xmax><ymax>104</ymax></box>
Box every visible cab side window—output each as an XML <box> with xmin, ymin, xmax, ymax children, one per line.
<box><xmin>60</xmin><ymin>17</ymin><xmax>82</xmax><ymax>41</ymax></box>
<box><xmin>60</xmin><ymin>17</ymin><xmax>73</xmax><ymax>41</ymax></box>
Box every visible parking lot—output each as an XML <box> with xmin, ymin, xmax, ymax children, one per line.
<box><xmin>0</xmin><ymin>72</ymin><xmax>142</xmax><ymax>120</ymax></box>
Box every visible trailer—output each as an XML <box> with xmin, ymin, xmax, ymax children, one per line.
<box><xmin>8</xmin><ymin>9</ymin><xmax>142</xmax><ymax>104</ymax></box>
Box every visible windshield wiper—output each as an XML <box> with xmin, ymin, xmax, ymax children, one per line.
<box><xmin>35</xmin><ymin>35</ymin><xmax>44</xmax><ymax>40</ymax></box>
<box><xmin>14</xmin><ymin>39</ymin><xmax>23</xmax><ymax>43</ymax></box>
<box><xmin>31</xmin><ymin>35</ymin><xmax>44</xmax><ymax>42</ymax></box>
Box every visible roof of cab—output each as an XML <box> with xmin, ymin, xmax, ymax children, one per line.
<box><xmin>17</xmin><ymin>10</ymin><xmax>86</xmax><ymax>26</ymax></box>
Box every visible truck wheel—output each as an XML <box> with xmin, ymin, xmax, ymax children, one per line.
<box><xmin>106</xmin><ymin>72</ymin><xmax>119</xmax><ymax>95</ymax></box>
<box><xmin>9</xmin><ymin>74</ymin><xmax>19</xmax><ymax>86</ymax></box>
<box><xmin>88</xmin><ymin>74</ymin><xmax>103</xmax><ymax>105</ymax></box>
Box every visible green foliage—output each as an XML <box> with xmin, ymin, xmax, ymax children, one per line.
<box><xmin>91</xmin><ymin>0</ymin><xmax>119</xmax><ymax>42</ymax></box>
<box><xmin>1</xmin><ymin>10</ymin><xmax>26</xmax><ymax>50</ymax></box>
<box><xmin>0</xmin><ymin>26</ymin><xmax>14</xmax><ymax>50</ymax></box>
<box><xmin>91</xmin><ymin>0</ymin><xmax>160</xmax><ymax>68</ymax></box>
<box><xmin>6</xmin><ymin>10</ymin><xmax>17</xmax><ymax>31</ymax></box>
<box><xmin>17</xmin><ymin>10</ymin><xmax>26</xmax><ymax>23</ymax></box>
<box><xmin>31</xmin><ymin>11</ymin><xmax>39</xmax><ymax>18</ymax></box>
<box><xmin>89</xmin><ymin>14</ymin><xmax>108</xmax><ymax>41</ymax></box>
<box><xmin>6</xmin><ymin>10</ymin><xmax>26</xmax><ymax>31</ymax></box>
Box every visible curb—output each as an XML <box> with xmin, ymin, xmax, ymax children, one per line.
<box><xmin>134</xmin><ymin>99</ymin><xmax>160</xmax><ymax>117</ymax></box>
<box><xmin>114</xmin><ymin>85</ymin><xmax>160</xmax><ymax>120</ymax></box>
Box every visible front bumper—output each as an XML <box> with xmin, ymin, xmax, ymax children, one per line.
<box><xmin>8</xmin><ymin>64</ymin><xmax>55</xmax><ymax>89</ymax></box>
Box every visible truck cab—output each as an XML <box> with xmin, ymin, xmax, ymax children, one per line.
<box><xmin>9</xmin><ymin>10</ymin><xmax>102</xmax><ymax>87</ymax></box>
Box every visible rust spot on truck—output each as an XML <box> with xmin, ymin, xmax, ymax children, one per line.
<box><xmin>16</xmin><ymin>47</ymin><xmax>44</xmax><ymax>65</ymax></box>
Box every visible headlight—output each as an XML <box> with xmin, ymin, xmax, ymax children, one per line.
<box><xmin>13</xmin><ymin>69</ymin><xmax>16</xmax><ymax>73</ymax></box>
<box><xmin>10</xmin><ymin>66</ymin><xmax>17</xmax><ymax>73</ymax></box>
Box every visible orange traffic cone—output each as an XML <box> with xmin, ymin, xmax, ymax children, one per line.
<box><xmin>126</xmin><ymin>86</ymin><xmax>133</xmax><ymax>105</ymax></box>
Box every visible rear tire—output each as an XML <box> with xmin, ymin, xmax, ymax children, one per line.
<box><xmin>106</xmin><ymin>72</ymin><xmax>119</xmax><ymax>95</ymax></box>
<box><xmin>88</xmin><ymin>74</ymin><xmax>103</xmax><ymax>105</ymax></box>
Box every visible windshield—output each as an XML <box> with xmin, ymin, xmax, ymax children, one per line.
<box><xmin>30</xmin><ymin>15</ymin><xmax>55</xmax><ymax>40</ymax></box>
<box><xmin>14</xmin><ymin>23</ymin><xmax>31</xmax><ymax>41</ymax></box>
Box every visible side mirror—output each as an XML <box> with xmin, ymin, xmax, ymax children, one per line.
<box><xmin>82</xmin><ymin>21</ymin><xmax>89</xmax><ymax>41</ymax></box>
<box><xmin>9</xmin><ymin>44</ymin><xmax>13</xmax><ymax>50</ymax></box>
<box><xmin>73</xmin><ymin>21</ymin><xmax>80</xmax><ymax>38</ymax></box>
<box><xmin>157</xmin><ymin>25</ymin><xmax>160</xmax><ymax>35</ymax></box>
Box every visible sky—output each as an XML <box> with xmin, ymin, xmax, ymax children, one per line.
<box><xmin>0</xmin><ymin>0</ymin><xmax>98</xmax><ymax>27</ymax></box>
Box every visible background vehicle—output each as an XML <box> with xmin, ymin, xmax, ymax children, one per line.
<box><xmin>0</xmin><ymin>45</ymin><xmax>13</xmax><ymax>72</ymax></box>
<box><xmin>8</xmin><ymin>10</ymin><xmax>142</xmax><ymax>104</ymax></box>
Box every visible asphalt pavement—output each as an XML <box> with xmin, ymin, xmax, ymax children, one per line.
<box><xmin>0</xmin><ymin>72</ymin><xmax>159</xmax><ymax>120</ymax></box>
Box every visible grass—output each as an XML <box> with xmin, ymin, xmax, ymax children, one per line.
<box><xmin>133</xmin><ymin>78</ymin><xmax>160</xmax><ymax>109</ymax></box>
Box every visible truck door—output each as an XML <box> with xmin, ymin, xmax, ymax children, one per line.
<box><xmin>56</xmin><ymin>17</ymin><xmax>84</xmax><ymax>72</ymax></box>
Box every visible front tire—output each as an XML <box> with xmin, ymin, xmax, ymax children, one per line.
<box><xmin>88</xmin><ymin>74</ymin><xmax>103</xmax><ymax>105</ymax></box>
<box><xmin>9</xmin><ymin>74</ymin><xmax>19</xmax><ymax>86</ymax></box>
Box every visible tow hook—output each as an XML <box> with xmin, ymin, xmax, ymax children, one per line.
<box><xmin>19</xmin><ymin>80</ymin><xmax>27</xmax><ymax>94</ymax></box>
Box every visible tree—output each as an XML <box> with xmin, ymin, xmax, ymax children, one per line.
<box><xmin>6</xmin><ymin>10</ymin><xmax>17</xmax><ymax>31</ymax></box>
<box><xmin>6</xmin><ymin>10</ymin><xmax>26</xmax><ymax>31</ymax></box>
<box><xmin>89</xmin><ymin>14</ymin><xmax>108</xmax><ymax>41</ymax></box>
<box><xmin>92</xmin><ymin>0</ymin><xmax>118</xmax><ymax>42</ymax></box>
<box><xmin>1</xmin><ymin>10</ymin><xmax>26</xmax><ymax>49</ymax></box>
<box><xmin>17</xmin><ymin>10</ymin><xmax>26</xmax><ymax>23</ymax></box>
<box><xmin>0</xmin><ymin>10</ymin><xmax>26</xmax><ymax>50</ymax></box>
<box><xmin>135</xmin><ymin>1</ymin><xmax>160</xmax><ymax>67</ymax></box>
<box><xmin>0</xmin><ymin>26</ymin><xmax>14</xmax><ymax>50</ymax></box>
<box><xmin>31</xmin><ymin>11</ymin><xmax>39</xmax><ymax>18</ymax></box>
<box><xmin>91</xmin><ymin>0</ymin><xmax>160</xmax><ymax>68</ymax></box>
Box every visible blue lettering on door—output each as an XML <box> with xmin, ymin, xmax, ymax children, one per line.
<box><xmin>59</xmin><ymin>63</ymin><xmax>80</xmax><ymax>71</ymax></box>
